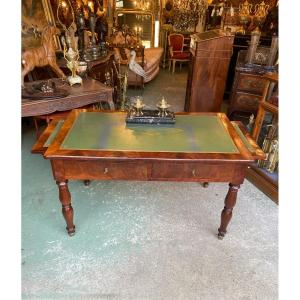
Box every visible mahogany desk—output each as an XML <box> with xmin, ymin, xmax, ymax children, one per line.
<box><xmin>22</xmin><ymin>78</ymin><xmax>114</xmax><ymax>117</ymax></box>
<box><xmin>32</xmin><ymin>110</ymin><xmax>264</xmax><ymax>239</ymax></box>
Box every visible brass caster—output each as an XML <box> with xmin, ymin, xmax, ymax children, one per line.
<box><xmin>67</xmin><ymin>226</ymin><xmax>76</xmax><ymax>236</ymax></box>
<box><xmin>217</xmin><ymin>230</ymin><xmax>226</xmax><ymax>240</ymax></box>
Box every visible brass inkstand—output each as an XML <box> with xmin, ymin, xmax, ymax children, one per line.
<box><xmin>126</xmin><ymin>96</ymin><xmax>175</xmax><ymax>125</ymax></box>
<box><xmin>157</xmin><ymin>97</ymin><xmax>171</xmax><ymax>118</ymax></box>
<box><xmin>132</xmin><ymin>96</ymin><xmax>146</xmax><ymax>117</ymax></box>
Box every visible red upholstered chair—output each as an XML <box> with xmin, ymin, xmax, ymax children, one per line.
<box><xmin>168</xmin><ymin>33</ymin><xmax>190</xmax><ymax>74</ymax></box>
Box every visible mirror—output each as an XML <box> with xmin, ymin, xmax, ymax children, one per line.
<box><xmin>115</xmin><ymin>10</ymin><xmax>154</xmax><ymax>48</ymax></box>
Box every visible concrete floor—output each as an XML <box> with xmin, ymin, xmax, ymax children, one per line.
<box><xmin>126</xmin><ymin>65</ymin><xmax>189</xmax><ymax>112</ymax></box>
<box><xmin>22</xmin><ymin>66</ymin><xmax>278</xmax><ymax>299</ymax></box>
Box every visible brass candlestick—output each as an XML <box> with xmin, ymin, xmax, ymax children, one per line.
<box><xmin>132</xmin><ymin>96</ymin><xmax>145</xmax><ymax>117</ymax></box>
<box><xmin>157</xmin><ymin>97</ymin><xmax>171</xmax><ymax>118</ymax></box>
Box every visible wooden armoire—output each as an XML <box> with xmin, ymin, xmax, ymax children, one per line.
<box><xmin>185</xmin><ymin>30</ymin><xmax>234</xmax><ymax>112</ymax></box>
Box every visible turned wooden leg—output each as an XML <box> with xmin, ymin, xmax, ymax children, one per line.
<box><xmin>56</xmin><ymin>180</ymin><xmax>75</xmax><ymax>236</ymax></box>
<box><xmin>172</xmin><ymin>60</ymin><xmax>176</xmax><ymax>74</ymax></box>
<box><xmin>218</xmin><ymin>183</ymin><xmax>240</xmax><ymax>240</ymax></box>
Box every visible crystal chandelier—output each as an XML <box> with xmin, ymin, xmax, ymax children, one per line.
<box><xmin>133</xmin><ymin>0</ymin><xmax>152</xmax><ymax>21</ymax></box>
<box><xmin>173</xmin><ymin>0</ymin><xmax>207</xmax><ymax>32</ymax></box>
<box><xmin>136</xmin><ymin>14</ymin><xmax>151</xmax><ymax>21</ymax></box>
<box><xmin>133</xmin><ymin>0</ymin><xmax>152</xmax><ymax>11</ymax></box>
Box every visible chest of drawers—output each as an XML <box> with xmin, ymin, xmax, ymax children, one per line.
<box><xmin>227</xmin><ymin>50</ymin><xmax>273</xmax><ymax>118</ymax></box>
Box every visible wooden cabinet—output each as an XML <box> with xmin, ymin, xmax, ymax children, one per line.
<box><xmin>185</xmin><ymin>29</ymin><xmax>234</xmax><ymax>112</ymax></box>
<box><xmin>227</xmin><ymin>50</ymin><xmax>273</xmax><ymax>118</ymax></box>
<box><xmin>87</xmin><ymin>52</ymin><xmax>115</xmax><ymax>83</ymax></box>
<box><xmin>224</xmin><ymin>33</ymin><xmax>272</xmax><ymax>99</ymax></box>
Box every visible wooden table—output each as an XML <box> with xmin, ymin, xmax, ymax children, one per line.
<box><xmin>32</xmin><ymin>110</ymin><xmax>265</xmax><ymax>239</ymax></box>
<box><xmin>22</xmin><ymin>78</ymin><xmax>114</xmax><ymax>117</ymax></box>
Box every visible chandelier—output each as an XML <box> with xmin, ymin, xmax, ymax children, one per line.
<box><xmin>136</xmin><ymin>14</ymin><xmax>151</xmax><ymax>21</ymax></box>
<box><xmin>133</xmin><ymin>0</ymin><xmax>152</xmax><ymax>21</ymax></box>
<box><xmin>173</xmin><ymin>0</ymin><xmax>207</xmax><ymax>32</ymax></box>
<box><xmin>133</xmin><ymin>0</ymin><xmax>152</xmax><ymax>11</ymax></box>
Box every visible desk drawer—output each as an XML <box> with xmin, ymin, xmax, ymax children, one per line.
<box><xmin>233</xmin><ymin>92</ymin><xmax>261</xmax><ymax>113</ymax></box>
<box><xmin>151</xmin><ymin>162</ymin><xmax>237</xmax><ymax>182</ymax></box>
<box><xmin>238</xmin><ymin>74</ymin><xmax>267</xmax><ymax>94</ymax></box>
<box><xmin>63</xmin><ymin>160</ymin><xmax>149</xmax><ymax>180</ymax></box>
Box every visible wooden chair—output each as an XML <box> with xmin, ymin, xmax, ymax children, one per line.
<box><xmin>168</xmin><ymin>33</ymin><xmax>190</xmax><ymax>74</ymax></box>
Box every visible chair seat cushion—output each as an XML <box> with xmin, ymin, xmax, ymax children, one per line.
<box><xmin>171</xmin><ymin>52</ymin><xmax>190</xmax><ymax>60</ymax></box>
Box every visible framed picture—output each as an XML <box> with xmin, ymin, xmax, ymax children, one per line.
<box><xmin>21</xmin><ymin>0</ymin><xmax>62</xmax><ymax>51</ymax></box>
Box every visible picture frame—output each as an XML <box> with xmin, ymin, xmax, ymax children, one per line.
<box><xmin>21</xmin><ymin>0</ymin><xmax>62</xmax><ymax>51</ymax></box>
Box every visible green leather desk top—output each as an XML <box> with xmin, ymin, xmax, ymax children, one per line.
<box><xmin>59</xmin><ymin>112</ymin><xmax>239</xmax><ymax>154</ymax></box>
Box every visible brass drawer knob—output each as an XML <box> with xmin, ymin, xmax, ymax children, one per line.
<box><xmin>103</xmin><ymin>167</ymin><xmax>108</xmax><ymax>174</ymax></box>
<box><xmin>192</xmin><ymin>169</ymin><xmax>196</xmax><ymax>177</ymax></box>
